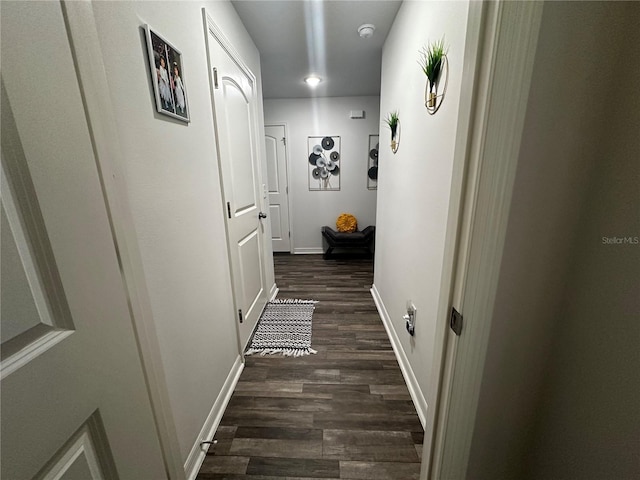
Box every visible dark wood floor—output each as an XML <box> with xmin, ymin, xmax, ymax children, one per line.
<box><xmin>197</xmin><ymin>254</ymin><xmax>424</xmax><ymax>479</ymax></box>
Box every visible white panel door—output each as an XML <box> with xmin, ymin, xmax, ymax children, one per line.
<box><xmin>0</xmin><ymin>2</ymin><xmax>166</xmax><ymax>479</ymax></box>
<box><xmin>265</xmin><ymin>125</ymin><xmax>291</xmax><ymax>252</ymax></box>
<box><xmin>206</xmin><ymin>24</ymin><xmax>268</xmax><ymax>348</ymax></box>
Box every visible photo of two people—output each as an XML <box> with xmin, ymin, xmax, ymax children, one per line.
<box><xmin>146</xmin><ymin>26</ymin><xmax>190</xmax><ymax>122</ymax></box>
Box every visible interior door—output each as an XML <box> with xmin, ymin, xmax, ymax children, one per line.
<box><xmin>265</xmin><ymin>125</ymin><xmax>291</xmax><ymax>252</ymax></box>
<box><xmin>0</xmin><ymin>2</ymin><xmax>166</xmax><ymax>479</ymax></box>
<box><xmin>206</xmin><ymin>22</ymin><xmax>268</xmax><ymax>348</ymax></box>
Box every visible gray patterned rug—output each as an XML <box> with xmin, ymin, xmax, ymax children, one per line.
<box><xmin>245</xmin><ymin>299</ymin><xmax>318</xmax><ymax>357</ymax></box>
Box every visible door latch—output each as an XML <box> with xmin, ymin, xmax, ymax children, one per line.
<box><xmin>450</xmin><ymin>307</ymin><xmax>463</xmax><ymax>336</ymax></box>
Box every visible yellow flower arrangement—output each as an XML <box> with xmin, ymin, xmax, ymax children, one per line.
<box><xmin>336</xmin><ymin>213</ymin><xmax>357</xmax><ymax>233</ymax></box>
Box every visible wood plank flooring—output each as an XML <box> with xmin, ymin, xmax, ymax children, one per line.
<box><xmin>197</xmin><ymin>254</ymin><xmax>423</xmax><ymax>479</ymax></box>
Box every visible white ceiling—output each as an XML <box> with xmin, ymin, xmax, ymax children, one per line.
<box><xmin>231</xmin><ymin>0</ymin><xmax>402</xmax><ymax>99</ymax></box>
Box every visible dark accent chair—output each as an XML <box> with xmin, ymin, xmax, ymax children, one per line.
<box><xmin>321</xmin><ymin>226</ymin><xmax>376</xmax><ymax>259</ymax></box>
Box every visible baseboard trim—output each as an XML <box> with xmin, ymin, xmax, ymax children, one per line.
<box><xmin>269</xmin><ymin>283</ymin><xmax>279</xmax><ymax>301</ymax></box>
<box><xmin>370</xmin><ymin>284</ymin><xmax>428</xmax><ymax>429</ymax></box>
<box><xmin>184</xmin><ymin>355</ymin><xmax>244</xmax><ymax>480</ymax></box>
<box><xmin>293</xmin><ymin>247</ymin><xmax>323</xmax><ymax>255</ymax></box>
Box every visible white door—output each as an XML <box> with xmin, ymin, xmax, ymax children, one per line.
<box><xmin>0</xmin><ymin>2</ymin><xmax>166</xmax><ymax>479</ymax></box>
<box><xmin>206</xmin><ymin>20</ymin><xmax>268</xmax><ymax>348</ymax></box>
<box><xmin>265</xmin><ymin>125</ymin><xmax>291</xmax><ymax>252</ymax></box>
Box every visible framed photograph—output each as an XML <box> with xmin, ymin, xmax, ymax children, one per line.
<box><xmin>367</xmin><ymin>135</ymin><xmax>379</xmax><ymax>190</ymax></box>
<box><xmin>144</xmin><ymin>25</ymin><xmax>190</xmax><ymax>122</ymax></box>
<box><xmin>308</xmin><ymin>136</ymin><xmax>341</xmax><ymax>191</ymax></box>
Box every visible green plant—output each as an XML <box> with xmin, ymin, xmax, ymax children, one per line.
<box><xmin>384</xmin><ymin>111</ymin><xmax>399</xmax><ymax>138</ymax></box>
<box><xmin>419</xmin><ymin>38</ymin><xmax>448</xmax><ymax>93</ymax></box>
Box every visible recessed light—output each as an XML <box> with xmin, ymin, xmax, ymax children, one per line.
<box><xmin>358</xmin><ymin>24</ymin><xmax>375</xmax><ymax>39</ymax></box>
<box><xmin>304</xmin><ymin>75</ymin><xmax>322</xmax><ymax>87</ymax></box>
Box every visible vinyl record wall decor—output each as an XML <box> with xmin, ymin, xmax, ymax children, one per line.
<box><xmin>308</xmin><ymin>136</ymin><xmax>341</xmax><ymax>191</ymax></box>
<box><xmin>367</xmin><ymin>135</ymin><xmax>379</xmax><ymax>190</ymax></box>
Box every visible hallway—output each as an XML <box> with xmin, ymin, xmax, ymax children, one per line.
<box><xmin>197</xmin><ymin>255</ymin><xmax>423</xmax><ymax>479</ymax></box>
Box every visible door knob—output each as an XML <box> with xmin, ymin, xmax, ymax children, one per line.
<box><xmin>258</xmin><ymin>212</ymin><xmax>267</xmax><ymax>219</ymax></box>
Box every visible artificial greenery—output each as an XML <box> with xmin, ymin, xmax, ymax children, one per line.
<box><xmin>419</xmin><ymin>38</ymin><xmax>448</xmax><ymax>93</ymax></box>
<box><xmin>384</xmin><ymin>111</ymin><xmax>399</xmax><ymax>138</ymax></box>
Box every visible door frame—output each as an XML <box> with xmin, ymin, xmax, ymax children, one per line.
<box><xmin>57</xmin><ymin>2</ymin><xmax>185</xmax><ymax>478</ymax></box>
<box><xmin>265</xmin><ymin>123</ymin><xmax>294</xmax><ymax>254</ymax></box>
<box><xmin>203</xmin><ymin>9</ymin><xmax>269</xmax><ymax>353</ymax></box>
<box><xmin>422</xmin><ymin>1</ymin><xmax>544</xmax><ymax>478</ymax></box>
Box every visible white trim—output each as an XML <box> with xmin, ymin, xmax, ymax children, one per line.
<box><xmin>60</xmin><ymin>3</ymin><xmax>184</xmax><ymax>478</ymax></box>
<box><xmin>40</xmin><ymin>423</ymin><xmax>107</xmax><ymax>480</ymax></box>
<box><xmin>293</xmin><ymin>247</ymin><xmax>324</xmax><ymax>255</ymax></box>
<box><xmin>265</xmin><ymin>122</ymin><xmax>294</xmax><ymax>254</ymax></box>
<box><xmin>1</xmin><ymin>95</ymin><xmax>76</xmax><ymax>379</ymax></box>
<box><xmin>184</xmin><ymin>355</ymin><xmax>244</xmax><ymax>480</ymax></box>
<box><xmin>1</xmin><ymin>329</ymin><xmax>73</xmax><ymax>381</ymax></box>
<box><xmin>269</xmin><ymin>283</ymin><xmax>279</xmax><ymax>301</ymax></box>
<box><xmin>421</xmin><ymin>1</ymin><xmax>489</xmax><ymax>476</ymax></box>
<box><xmin>370</xmin><ymin>285</ymin><xmax>427</xmax><ymax>428</ymax></box>
<box><xmin>433</xmin><ymin>2</ymin><xmax>544</xmax><ymax>478</ymax></box>
<box><xmin>0</xmin><ymin>161</ymin><xmax>65</xmax><ymax>332</ymax></box>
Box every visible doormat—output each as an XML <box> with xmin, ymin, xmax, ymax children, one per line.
<box><xmin>245</xmin><ymin>299</ymin><xmax>318</xmax><ymax>357</ymax></box>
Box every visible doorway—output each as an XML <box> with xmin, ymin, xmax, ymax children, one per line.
<box><xmin>265</xmin><ymin>124</ymin><xmax>292</xmax><ymax>253</ymax></box>
<box><xmin>205</xmin><ymin>15</ymin><xmax>269</xmax><ymax>349</ymax></box>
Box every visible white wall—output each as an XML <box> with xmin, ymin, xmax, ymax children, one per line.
<box><xmin>264</xmin><ymin>96</ymin><xmax>379</xmax><ymax>253</ymax></box>
<box><xmin>91</xmin><ymin>0</ymin><xmax>273</xmax><ymax>463</ymax></box>
<box><xmin>373</xmin><ymin>1</ymin><xmax>469</xmax><ymax>414</ymax></box>
<box><xmin>467</xmin><ymin>2</ymin><xmax>640</xmax><ymax>478</ymax></box>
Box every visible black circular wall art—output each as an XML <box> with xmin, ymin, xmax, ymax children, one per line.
<box><xmin>309</xmin><ymin>153</ymin><xmax>321</xmax><ymax>165</ymax></box>
<box><xmin>308</xmin><ymin>136</ymin><xmax>340</xmax><ymax>191</ymax></box>
<box><xmin>322</xmin><ymin>136</ymin><xmax>335</xmax><ymax>150</ymax></box>
<box><xmin>367</xmin><ymin>135</ymin><xmax>379</xmax><ymax>190</ymax></box>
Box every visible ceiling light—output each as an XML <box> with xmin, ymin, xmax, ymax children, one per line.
<box><xmin>358</xmin><ymin>24</ymin><xmax>375</xmax><ymax>39</ymax></box>
<box><xmin>304</xmin><ymin>75</ymin><xmax>322</xmax><ymax>87</ymax></box>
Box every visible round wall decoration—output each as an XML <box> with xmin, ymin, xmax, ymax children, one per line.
<box><xmin>322</xmin><ymin>136</ymin><xmax>335</xmax><ymax>150</ymax></box>
<box><xmin>308</xmin><ymin>136</ymin><xmax>340</xmax><ymax>191</ymax></box>
<box><xmin>309</xmin><ymin>153</ymin><xmax>321</xmax><ymax>165</ymax></box>
<box><xmin>367</xmin><ymin>134</ymin><xmax>379</xmax><ymax>190</ymax></box>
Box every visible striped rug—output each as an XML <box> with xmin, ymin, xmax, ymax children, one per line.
<box><xmin>245</xmin><ymin>299</ymin><xmax>318</xmax><ymax>357</ymax></box>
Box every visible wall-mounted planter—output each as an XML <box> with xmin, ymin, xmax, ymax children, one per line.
<box><xmin>419</xmin><ymin>40</ymin><xmax>449</xmax><ymax>115</ymax></box>
<box><xmin>384</xmin><ymin>111</ymin><xmax>400</xmax><ymax>154</ymax></box>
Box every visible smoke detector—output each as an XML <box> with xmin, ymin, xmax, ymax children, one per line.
<box><xmin>357</xmin><ymin>24</ymin><xmax>375</xmax><ymax>39</ymax></box>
